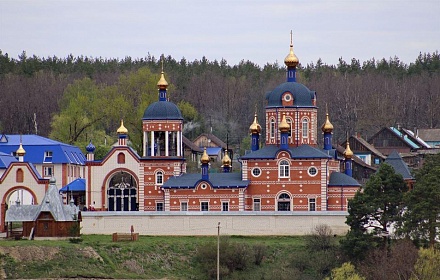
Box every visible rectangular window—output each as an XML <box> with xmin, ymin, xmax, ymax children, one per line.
<box><xmin>156</xmin><ymin>202</ymin><xmax>164</xmax><ymax>211</ymax></box>
<box><xmin>44</xmin><ymin>151</ymin><xmax>53</xmax><ymax>163</ymax></box>
<box><xmin>222</xmin><ymin>202</ymin><xmax>229</xmax><ymax>211</ymax></box>
<box><xmin>180</xmin><ymin>202</ymin><xmax>188</xmax><ymax>211</ymax></box>
<box><xmin>270</xmin><ymin>120</ymin><xmax>275</xmax><ymax>138</ymax></box>
<box><xmin>253</xmin><ymin>198</ymin><xmax>261</xmax><ymax>211</ymax></box>
<box><xmin>201</xmin><ymin>201</ymin><xmax>209</xmax><ymax>211</ymax></box>
<box><xmin>43</xmin><ymin>166</ymin><xmax>53</xmax><ymax>178</ymax></box>
<box><xmin>309</xmin><ymin>198</ymin><xmax>316</xmax><ymax>211</ymax></box>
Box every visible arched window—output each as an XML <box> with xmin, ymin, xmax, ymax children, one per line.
<box><xmin>277</xmin><ymin>193</ymin><xmax>291</xmax><ymax>211</ymax></box>
<box><xmin>286</xmin><ymin>117</ymin><xmax>293</xmax><ymax>137</ymax></box>
<box><xmin>302</xmin><ymin>118</ymin><xmax>309</xmax><ymax>138</ymax></box>
<box><xmin>156</xmin><ymin>171</ymin><xmax>164</xmax><ymax>185</ymax></box>
<box><xmin>117</xmin><ymin>153</ymin><xmax>125</xmax><ymax>164</ymax></box>
<box><xmin>279</xmin><ymin>160</ymin><xmax>290</xmax><ymax>178</ymax></box>
<box><xmin>270</xmin><ymin>118</ymin><xmax>275</xmax><ymax>138</ymax></box>
<box><xmin>16</xmin><ymin>168</ymin><xmax>24</xmax><ymax>183</ymax></box>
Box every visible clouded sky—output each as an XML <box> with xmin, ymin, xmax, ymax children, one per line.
<box><xmin>1</xmin><ymin>0</ymin><xmax>439</xmax><ymax>67</ymax></box>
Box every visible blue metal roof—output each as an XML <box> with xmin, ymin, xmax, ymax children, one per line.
<box><xmin>142</xmin><ymin>101</ymin><xmax>183</xmax><ymax>120</ymax></box>
<box><xmin>384</xmin><ymin>151</ymin><xmax>414</xmax><ymax>180</ymax></box>
<box><xmin>389</xmin><ymin>127</ymin><xmax>420</xmax><ymax>149</ymax></box>
<box><xmin>265</xmin><ymin>82</ymin><xmax>316</xmax><ymax>107</ymax></box>
<box><xmin>0</xmin><ymin>135</ymin><xmax>86</xmax><ymax>165</ymax></box>
<box><xmin>0</xmin><ymin>152</ymin><xmax>17</xmax><ymax>168</ymax></box>
<box><xmin>241</xmin><ymin>145</ymin><xmax>332</xmax><ymax>160</ymax></box>
<box><xmin>328</xmin><ymin>172</ymin><xmax>361</xmax><ymax>187</ymax></box>
<box><xmin>60</xmin><ymin>178</ymin><xmax>86</xmax><ymax>192</ymax></box>
<box><xmin>206</xmin><ymin>147</ymin><xmax>222</xmax><ymax>156</ymax></box>
<box><xmin>162</xmin><ymin>172</ymin><xmax>249</xmax><ymax>189</ymax></box>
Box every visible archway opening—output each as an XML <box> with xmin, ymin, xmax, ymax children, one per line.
<box><xmin>107</xmin><ymin>171</ymin><xmax>138</xmax><ymax>211</ymax></box>
<box><xmin>277</xmin><ymin>193</ymin><xmax>291</xmax><ymax>211</ymax></box>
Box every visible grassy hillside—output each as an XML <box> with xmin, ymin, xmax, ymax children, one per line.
<box><xmin>0</xmin><ymin>235</ymin><xmax>310</xmax><ymax>280</ymax></box>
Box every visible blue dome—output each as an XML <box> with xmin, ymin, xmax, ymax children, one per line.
<box><xmin>143</xmin><ymin>101</ymin><xmax>183</xmax><ymax>120</ymax></box>
<box><xmin>266</xmin><ymin>82</ymin><xmax>316</xmax><ymax>107</ymax></box>
<box><xmin>86</xmin><ymin>140</ymin><xmax>96</xmax><ymax>153</ymax></box>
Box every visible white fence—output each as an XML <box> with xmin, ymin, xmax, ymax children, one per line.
<box><xmin>81</xmin><ymin>211</ymin><xmax>349</xmax><ymax>236</ymax></box>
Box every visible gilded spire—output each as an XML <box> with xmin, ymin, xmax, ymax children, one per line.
<box><xmin>117</xmin><ymin>119</ymin><xmax>128</xmax><ymax>134</ymax></box>
<box><xmin>157</xmin><ymin>56</ymin><xmax>168</xmax><ymax>90</ymax></box>
<box><xmin>16</xmin><ymin>142</ymin><xmax>26</xmax><ymax>156</ymax></box>
<box><xmin>249</xmin><ymin>112</ymin><xmax>262</xmax><ymax>134</ymax></box>
<box><xmin>200</xmin><ymin>147</ymin><xmax>210</xmax><ymax>164</ymax></box>
<box><xmin>284</xmin><ymin>30</ymin><xmax>299</xmax><ymax>68</ymax></box>
<box><xmin>344</xmin><ymin>140</ymin><xmax>354</xmax><ymax>159</ymax></box>
<box><xmin>321</xmin><ymin>105</ymin><xmax>334</xmax><ymax>133</ymax></box>
<box><xmin>279</xmin><ymin>113</ymin><xmax>290</xmax><ymax>133</ymax></box>
<box><xmin>221</xmin><ymin>150</ymin><xmax>232</xmax><ymax>166</ymax></box>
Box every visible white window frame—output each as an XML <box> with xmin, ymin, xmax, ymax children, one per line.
<box><xmin>43</xmin><ymin>166</ymin><xmax>53</xmax><ymax>178</ymax></box>
<box><xmin>156</xmin><ymin>171</ymin><xmax>164</xmax><ymax>185</ymax></box>
<box><xmin>309</xmin><ymin>198</ymin><xmax>316</xmax><ymax>211</ymax></box>
<box><xmin>180</xmin><ymin>201</ymin><xmax>188</xmax><ymax>211</ymax></box>
<box><xmin>308</xmin><ymin>166</ymin><xmax>318</xmax><ymax>177</ymax></box>
<box><xmin>252</xmin><ymin>167</ymin><xmax>261</xmax><ymax>177</ymax></box>
<box><xmin>270</xmin><ymin>118</ymin><xmax>275</xmax><ymax>138</ymax></box>
<box><xmin>200</xmin><ymin>201</ymin><xmax>209</xmax><ymax>211</ymax></box>
<box><xmin>222</xmin><ymin>201</ymin><xmax>229</xmax><ymax>212</ymax></box>
<box><xmin>302</xmin><ymin>118</ymin><xmax>309</xmax><ymax>139</ymax></box>
<box><xmin>279</xmin><ymin>160</ymin><xmax>290</xmax><ymax>178</ymax></box>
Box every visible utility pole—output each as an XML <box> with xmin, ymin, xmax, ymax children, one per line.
<box><xmin>217</xmin><ymin>222</ymin><xmax>220</xmax><ymax>280</ymax></box>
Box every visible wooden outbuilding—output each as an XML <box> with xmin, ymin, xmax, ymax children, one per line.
<box><xmin>5</xmin><ymin>177</ymin><xmax>81</xmax><ymax>238</ymax></box>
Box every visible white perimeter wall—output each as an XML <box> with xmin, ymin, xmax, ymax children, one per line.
<box><xmin>81</xmin><ymin>212</ymin><xmax>349</xmax><ymax>236</ymax></box>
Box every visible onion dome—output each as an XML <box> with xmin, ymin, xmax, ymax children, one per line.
<box><xmin>279</xmin><ymin>114</ymin><xmax>290</xmax><ymax>133</ymax></box>
<box><xmin>157</xmin><ymin>71</ymin><xmax>168</xmax><ymax>90</ymax></box>
<box><xmin>249</xmin><ymin>112</ymin><xmax>262</xmax><ymax>134</ymax></box>
<box><xmin>49</xmin><ymin>176</ymin><xmax>56</xmax><ymax>184</ymax></box>
<box><xmin>117</xmin><ymin>119</ymin><xmax>128</xmax><ymax>135</ymax></box>
<box><xmin>343</xmin><ymin>142</ymin><xmax>354</xmax><ymax>159</ymax></box>
<box><xmin>86</xmin><ymin>140</ymin><xmax>96</xmax><ymax>153</ymax></box>
<box><xmin>222</xmin><ymin>150</ymin><xmax>232</xmax><ymax>166</ymax></box>
<box><xmin>16</xmin><ymin>143</ymin><xmax>26</xmax><ymax>156</ymax></box>
<box><xmin>200</xmin><ymin>147</ymin><xmax>210</xmax><ymax>164</ymax></box>
<box><xmin>284</xmin><ymin>33</ymin><xmax>299</xmax><ymax>68</ymax></box>
<box><xmin>321</xmin><ymin>113</ymin><xmax>334</xmax><ymax>133</ymax></box>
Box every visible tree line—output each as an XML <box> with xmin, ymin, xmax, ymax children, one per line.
<box><xmin>0</xmin><ymin>50</ymin><xmax>439</xmax><ymax>152</ymax></box>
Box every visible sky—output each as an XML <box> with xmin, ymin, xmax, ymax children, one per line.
<box><xmin>1</xmin><ymin>0</ymin><xmax>439</xmax><ymax>67</ymax></box>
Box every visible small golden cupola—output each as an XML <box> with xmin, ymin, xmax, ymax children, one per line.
<box><xmin>200</xmin><ymin>147</ymin><xmax>210</xmax><ymax>164</ymax></box>
<box><xmin>343</xmin><ymin>141</ymin><xmax>354</xmax><ymax>159</ymax></box>
<box><xmin>249</xmin><ymin>112</ymin><xmax>262</xmax><ymax>134</ymax></box>
<box><xmin>117</xmin><ymin>119</ymin><xmax>128</xmax><ymax>135</ymax></box>
<box><xmin>279</xmin><ymin>114</ymin><xmax>290</xmax><ymax>133</ymax></box>
<box><xmin>157</xmin><ymin>71</ymin><xmax>168</xmax><ymax>90</ymax></box>
<box><xmin>16</xmin><ymin>143</ymin><xmax>26</xmax><ymax>156</ymax></box>
<box><xmin>284</xmin><ymin>31</ymin><xmax>299</xmax><ymax>68</ymax></box>
<box><xmin>222</xmin><ymin>150</ymin><xmax>232</xmax><ymax>166</ymax></box>
<box><xmin>321</xmin><ymin>113</ymin><xmax>334</xmax><ymax>133</ymax></box>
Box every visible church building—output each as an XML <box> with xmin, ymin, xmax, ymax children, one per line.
<box><xmin>83</xmin><ymin>35</ymin><xmax>361</xmax><ymax>212</ymax></box>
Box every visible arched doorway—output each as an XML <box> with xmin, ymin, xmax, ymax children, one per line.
<box><xmin>7</xmin><ymin>189</ymin><xmax>35</xmax><ymax>206</ymax></box>
<box><xmin>277</xmin><ymin>193</ymin><xmax>291</xmax><ymax>211</ymax></box>
<box><xmin>107</xmin><ymin>171</ymin><xmax>138</xmax><ymax>211</ymax></box>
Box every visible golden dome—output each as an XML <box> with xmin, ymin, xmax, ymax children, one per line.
<box><xmin>157</xmin><ymin>71</ymin><xmax>168</xmax><ymax>90</ymax></box>
<box><xmin>284</xmin><ymin>45</ymin><xmax>299</xmax><ymax>68</ymax></box>
<box><xmin>222</xmin><ymin>150</ymin><xmax>232</xmax><ymax>166</ymax></box>
<box><xmin>117</xmin><ymin>119</ymin><xmax>128</xmax><ymax>134</ymax></box>
<box><xmin>344</xmin><ymin>142</ymin><xmax>354</xmax><ymax>159</ymax></box>
<box><xmin>249</xmin><ymin>112</ymin><xmax>262</xmax><ymax>134</ymax></box>
<box><xmin>16</xmin><ymin>143</ymin><xmax>26</xmax><ymax>156</ymax></box>
<box><xmin>279</xmin><ymin>114</ymin><xmax>290</xmax><ymax>133</ymax></box>
<box><xmin>321</xmin><ymin>113</ymin><xmax>334</xmax><ymax>133</ymax></box>
<box><xmin>200</xmin><ymin>147</ymin><xmax>210</xmax><ymax>164</ymax></box>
